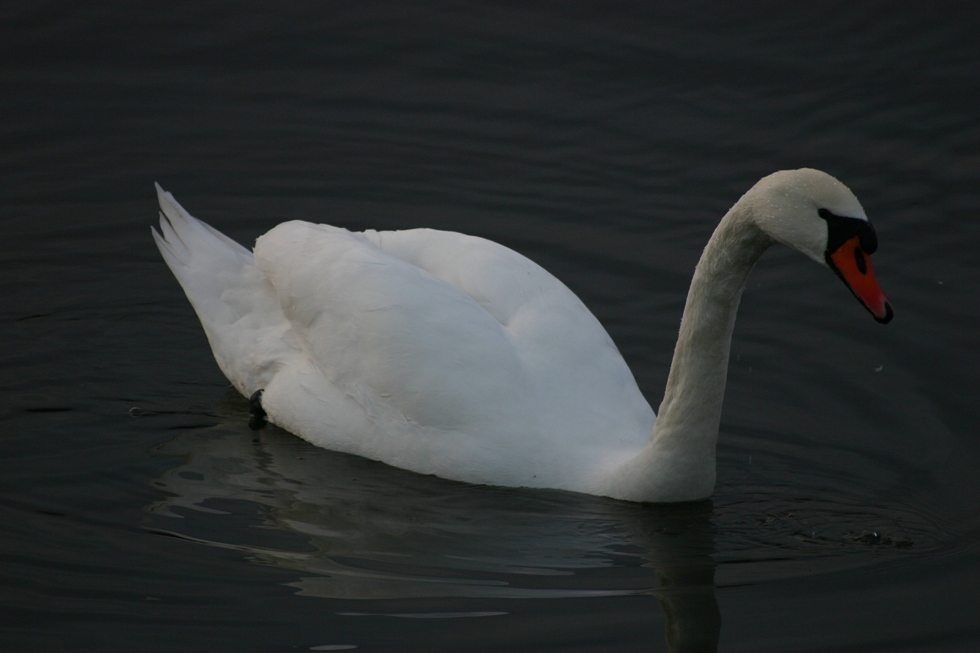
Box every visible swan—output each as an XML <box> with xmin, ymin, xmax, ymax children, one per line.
<box><xmin>152</xmin><ymin>168</ymin><xmax>892</xmax><ymax>503</ymax></box>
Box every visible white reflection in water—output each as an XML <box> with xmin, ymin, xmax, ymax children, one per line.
<box><xmin>147</xmin><ymin>421</ymin><xmax>713</xmax><ymax>598</ymax></box>
<box><xmin>144</xmin><ymin>395</ymin><xmax>937</xmax><ymax>651</ymax></box>
<box><xmin>147</xmin><ymin>406</ymin><xmax>722</xmax><ymax>650</ymax></box>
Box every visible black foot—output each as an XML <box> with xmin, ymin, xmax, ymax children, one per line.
<box><xmin>248</xmin><ymin>389</ymin><xmax>268</xmax><ymax>431</ymax></box>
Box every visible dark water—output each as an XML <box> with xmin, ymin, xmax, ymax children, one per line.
<box><xmin>2</xmin><ymin>2</ymin><xmax>978</xmax><ymax>651</ymax></box>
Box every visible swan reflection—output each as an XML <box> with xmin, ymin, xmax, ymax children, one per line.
<box><xmin>147</xmin><ymin>408</ymin><xmax>720</xmax><ymax>651</ymax></box>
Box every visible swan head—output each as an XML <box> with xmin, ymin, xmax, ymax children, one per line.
<box><xmin>746</xmin><ymin>168</ymin><xmax>893</xmax><ymax>323</ymax></box>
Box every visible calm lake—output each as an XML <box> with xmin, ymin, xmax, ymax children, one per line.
<box><xmin>2</xmin><ymin>2</ymin><xmax>978</xmax><ymax>651</ymax></box>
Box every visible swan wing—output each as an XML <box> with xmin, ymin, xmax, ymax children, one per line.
<box><xmin>356</xmin><ymin>227</ymin><xmax>654</xmax><ymax>445</ymax></box>
<box><xmin>253</xmin><ymin>222</ymin><xmax>654</xmax><ymax>483</ymax></box>
<box><xmin>154</xmin><ymin>187</ymin><xmax>654</xmax><ymax>489</ymax></box>
<box><xmin>253</xmin><ymin>221</ymin><xmax>530</xmax><ymax>436</ymax></box>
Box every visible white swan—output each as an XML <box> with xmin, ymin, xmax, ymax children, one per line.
<box><xmin>152</xmin><ymin>169</ymin><xmax>892</xmax><ymax>503</ymax></box>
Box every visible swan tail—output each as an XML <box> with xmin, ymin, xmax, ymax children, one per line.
<box><xmin>152</xmin><ymin>183</ymin><xmax>291</xmax><ymax>395</ymax></box>
<box><xmin>152</xmin><ymin>182</ymin><xmax>251</xmax><ymax>271</ymax></box>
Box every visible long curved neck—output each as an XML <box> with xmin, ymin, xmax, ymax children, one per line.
<box><xmin>654</xmin><ymin>205</ymin><xmax>771</xmax><ymax>451</ymax></box>
<box><xmin>603</xmin><ymin>203</ymin><xmax>772</xmax><ymax>502</ymax></box>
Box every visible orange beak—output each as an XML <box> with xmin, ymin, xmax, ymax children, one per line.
<box><xmin>828</xmin><ymin>235</ymin><xmax>893</xmax><ymax>323</ymax></box>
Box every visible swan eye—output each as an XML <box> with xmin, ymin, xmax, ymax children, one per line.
<box><xmin>818</xmin><ymin>208</ymin><xmax>878</xmax><ymax>255</ymax></box>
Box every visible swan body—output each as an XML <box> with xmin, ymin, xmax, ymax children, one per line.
<box><xmin>153</xmin><ymin>169</ymin><xmax>891</xmax><ymax>502</ymax></box>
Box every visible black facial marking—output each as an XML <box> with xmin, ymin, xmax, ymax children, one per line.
<box><xmin>818</xmin><ymin>208</ymin><xmax>878</xmax><ymax>255</ymax></box>
<box><xmin>854</xmin><ymin>247</ymin><xmax>867</xmax><ymax>274</ymax></box>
